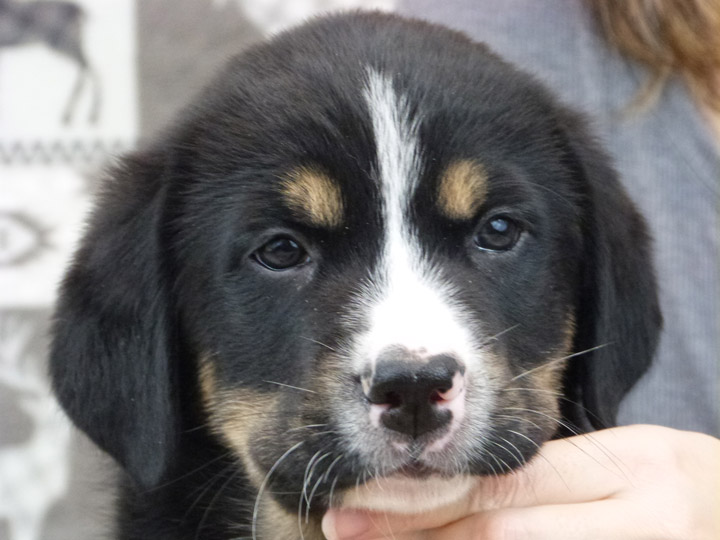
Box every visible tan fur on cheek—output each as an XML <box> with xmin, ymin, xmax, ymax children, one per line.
<box><xmin>437</xmin><ymin>159</ymin><xmax>489</xmax><ymax>220</ymax></box>
<box><xmin>281</xmin><ymin>166</ymin><xmax>344</xmax><ymax>228</ymax></box>
<box><xmin>527</xmin><ymin>315</ymin><xmax>577</xmax><ymax>420</ymax></box>
<box><xmin>495</xmin><ymin>315</ymin><xmax>577</xmax><ymax>438</ymax></box>
<box><xmin>198</xmin><ymin>359</ymin><xmax>276</xmax><ymax>488</ymax></box>
<box><xmin>199</xmin><ymin>360</ymin><xmax>326</xmax><ymax>539</ymax></box>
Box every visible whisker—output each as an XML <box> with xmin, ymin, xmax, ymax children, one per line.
<box><xmin>297</xmin><ymin>482</ymin><xmax>306</xmax><ymax>540</ymax></box>
<box><xmin>488</xmin><ymin>439</ymin><xmax>525</xmax><ymax>470</ymax></box>
<box><xmin>183</xmin><ymin>460</ymin><xmax>237</xmax><ymax>526</ymax></box>
<box><xmin>148</xmin><ymin>450</ymin><xmax>234</xmax><ymax>493</ymax></box>
<box><xmin>300</xmin><ymin>448</ymin><xmax>333</xmax><ymax>526</ymax></box>
<box><xmin>297</xmin><ymin>492</ymin><xmax>306</xmax><ymax>540</ymax></box>
<box><xmin>307</xmin><ymin>430</ymin><xmax>340</xmax><ymax>437</ymax></box>
<box><xmin>493</xmin><ymin>413</ymin><xmax>545</xmax><ymax>433</ymax></box>
<box><xmin>305</xmin><ymin>452</ymin><xmax>330</xmax><ymax>524</ymax></box>
<box><xmin>501</xmin><ymin>407</ymin><xmax>582</xmax><ymax>436</ymax></box>
<box><xmin>478</xmin><ymin>324</ymin><xmax>521</xmax><ymax>348</ymax></box>
<box><xmin>299</xmin><ymin>336</ymin><xmax>339</xmax><ymax>353</ymax></box>
<box><xmin>500</xmin><ymin>436</ymin><xmax>527</xmax><ymax>467</ymax></box>
<box><xmin>195</xmin><ymin>468</ymin><xmax>241</xmax><ymax>540</ymax></box>
<box><xmin>500</xmin><ymin>407</ymin><xmax>629</xmax><ymax>479</ymax></box>
<box><xmin>496</xmin><ymin>436</ymin><xmax>541</xmax><ymax>501</ymax></box>
<box><xmin>252</xmin><ymin>441</ymin><xmax>304</xmax><ymax>540</ymax></box>
<box><xmin>328</xmin><ymin>474</ymin><xmax>340</xmax><ymax>508</ymax></box>
<box><xmin>378</xmin><ymin>465</ymin><xmax>390</xmax><ymax>494</ymax></box>
<box><xmin>308</xmin><ymin>452</ymin><xmax>331</xmax><ymax>504</ymax></box>
<box><xmin>183</xmin><ymin>421</ymin><xmax>217</xmax><ymax>434</ymax></box>
<box><xmin>499</xmin><ymin>386</ymin><xmax>608</xmax><ymax>427</ymax></box>
<box><xmin>487</xmin><ymin>447</ymin><xmax>514</xmax><ymax>474</ymax></box>
<box><xmin>484</xmin><ymin>452</ymin><xmax>503</xmax><ymax>479</ymax></box>
<box><xmin>510</xmin><ymin>343</ymin><xmax>612</xmax><ymax>382</ymax></box>
<box><xmin>382</xmin><ymin>511</ymin><xmax>398</xmax><ymax>540</ymax></box>
<box><xmin>322</xmin><ymin>454</ymin><xmax>344</xmax><ymax>484</ymax></box>
<box><xmin>501</xmin><ymin>386</ymin><xmax>565</xmax><ymax>397</ymax></box>
<box><xmin>524</xmin><ymin>179</ymin><xmax>578</xmax><ymax>209</ymax></box>
<box><xmin>263</xmin><ymin>380</ymin><xmax>317</xmax><ymax>394</ymax></box>
<box><xmin>287</xmin><ymin>424</ymin><xmax>328</xmax><ymax>433</ymax></box>
<box><xmin>506</xmin><ymin>428</ymin><xmax>571</xmax><ymax>493</ymax></box>
<box><xmin>302</xmin><ymin>450</ymin><xmax>326</xmax><ymax>507</ymax></box>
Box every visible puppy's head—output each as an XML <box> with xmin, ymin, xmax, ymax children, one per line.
<box><xmin>50</xmin><ymin>12</ymin><xmax>660</xmax><ymax>522</ymax></box>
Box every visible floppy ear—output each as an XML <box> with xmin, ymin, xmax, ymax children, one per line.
<box><xmin>559</xmin><ymin>114</ymin><xmax>662</xmax><ymax>431</ymax></box>
<box><xmin>50</xmin><ymin>150</ymin><xmax>179</xmax><ymax>488</ymax></box>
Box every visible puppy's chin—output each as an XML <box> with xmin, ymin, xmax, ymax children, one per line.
<box><xmin>339</xmin><ymin>474</ymin><xmax>475</xmax><ymax>514</ymax></box>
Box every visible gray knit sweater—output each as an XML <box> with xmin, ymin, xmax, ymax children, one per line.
<box><xmin>400</xmin><ymin>0</ymin><xmax>720</xmax><ymax>436</ymax></box>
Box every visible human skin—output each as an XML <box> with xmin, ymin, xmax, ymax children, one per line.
<box><xmin>322</xmin><ymin>425</ymin><xmax>720</xmax><ymax>540</ymax></box>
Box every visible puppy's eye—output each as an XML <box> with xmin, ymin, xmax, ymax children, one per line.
<box><xmin>253</xmin><ymin>237</ymin><xmax>309</xmax><ymax>270</ymax></box>
<box><xmin>474</xmin><ymin>216</ymin><xmax>522</xmax><ymax>252</ymax></box>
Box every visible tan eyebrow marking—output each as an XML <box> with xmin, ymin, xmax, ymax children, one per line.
<box><xmin>280</xmin><ymin>166</ymin><xmax>344</xmax><ymax>228</ymax></box>
<box><xmin>437</xmin><ymin>160</ymin><xmax>489</xmax><ymax>220</ymax></box>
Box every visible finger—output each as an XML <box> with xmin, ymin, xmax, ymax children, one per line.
<box><xmin>427</xmin><ymin>500</ymin><xmax>660</xmax><ymax>540</ymax></box>
<box><xmin>322</xmin><ymin>494</ymin><xmax>483</xmax><ymax>540</ymax></box>
<box><xmin>324</xmin><ymin>500</ymin><xmax>651</xmax><ymax>540</ymax></box>
<box><xmin>322</xmin><ymin>509</ymin><xmax>440</xmax><ymax>540</ymax></box>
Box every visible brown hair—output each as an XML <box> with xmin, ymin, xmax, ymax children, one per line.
<box><xmin>589</xmin><ymin>0</ymin><xmax>720</xmax><ymax>111</ymax></box>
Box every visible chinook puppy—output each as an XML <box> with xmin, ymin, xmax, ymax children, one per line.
<box><xmin>50</xmin><ymin>12</ymin><xmax>661</xmax><ymax>540</ymax></box>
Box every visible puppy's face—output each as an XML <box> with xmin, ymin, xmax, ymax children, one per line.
<box><xmin>50</xmin><ymin>13</ymin><xmax>660</xmax><ymax>534</ymax></box>
<box><xmin>177</xmin><ymin>35</ymin><xmax>582</xmax><ymax>514</ymax></box>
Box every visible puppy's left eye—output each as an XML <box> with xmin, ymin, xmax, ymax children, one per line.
<box><xmin>253</xmin><ymin>236</ymin><xmax>309</xmax><ymax>270</ymax></box>
<box><xmin>474</xmin><ymin>216</ymin><xmax>522</xmax><ymax>252</ymax></box>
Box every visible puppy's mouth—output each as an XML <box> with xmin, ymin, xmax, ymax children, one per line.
<box><xmin>393</xmin><ymin>460</ymin><xmax>446</xmax><ymax>479</ymax></box>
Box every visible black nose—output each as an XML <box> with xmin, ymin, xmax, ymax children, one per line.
<box><xmin>363</xmin><ymin>352</ymin><xmax>465</xmax><ymax>439</ymax></box>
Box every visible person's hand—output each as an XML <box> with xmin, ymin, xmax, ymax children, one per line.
<box><xmin>321</xmin><ymin>425</ymin><xmax>720</xmax><ymax>539</ymax></box>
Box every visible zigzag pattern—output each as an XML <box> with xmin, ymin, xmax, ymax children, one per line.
<box><xmin>0</xmin><ymin>139</ymin><xmax>130</xmax><ymax>166</ymax></box>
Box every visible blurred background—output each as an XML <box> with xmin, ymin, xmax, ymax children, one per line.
<box><xmin>0</xmin><ymin>1</ymin><xmax>392</xmax><ymax>538</ymax></box>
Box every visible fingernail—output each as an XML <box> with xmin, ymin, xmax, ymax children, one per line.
<box><xmin>322</xmin><ymin>510</ymin><xmax>371</xmax><ymax>540</ymax></box>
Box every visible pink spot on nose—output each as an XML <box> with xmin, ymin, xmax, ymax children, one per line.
<box><xmin>424</xmin><ymin>373</ymin><xmax>466</xmax><ymax>454</ymax></box>
<box><xmin>431</xmin><ymin>372</ymin><xmax>465</xmax><ymax>403</ymax></box>
<box><xmin>369</xmin><ymin>403</ymin><xmax>389</xmax><ymax>428</ymax></box>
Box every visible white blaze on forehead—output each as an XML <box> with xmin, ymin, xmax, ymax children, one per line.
<box><xmin>359</xmin><ymin>69</ymin><xmax>475</xmax><ymax>368</ymax></box>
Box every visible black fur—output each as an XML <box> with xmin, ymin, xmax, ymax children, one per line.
<box><xmin>50</xmin><ymin>12</ymin><xmax>661</xmax><ymax>540</ymax></box>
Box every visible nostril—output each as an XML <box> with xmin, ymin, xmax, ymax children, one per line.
<box><xmin>384</xmin><ymin>391</ymin><xmax>403</xmax><ymax>408</ymax></box>
<box><xmin>364</xmin><ymin>383</ymin><xmax>404</xmax><ymax>407</ymax></box>
<box><xmin>429</xmin><ymin>389</ymin><xmax>446</xmax><ymax>403</ymax></box>
<box><xmin>366</xmin><ymin>388</ymin><xmax>404</xmax><ymax>408</ymax></box>
<box><xmin>432</xmin><ymin>372</ymin><xmax>465</xmax><ymax>403</ymax></box>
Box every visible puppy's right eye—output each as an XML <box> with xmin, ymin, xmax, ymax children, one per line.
<box><xmin>253</xmin><ymin>236</ymin><xmax>309</xmax><ymax>270</ymax></box>
<box><xmin>474</xmin><ymin>215</ymin><xmax>522</xmax><ymax>252</ymax></box>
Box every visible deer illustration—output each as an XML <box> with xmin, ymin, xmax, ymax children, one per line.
<box><xmin>0</xmin><ymin>0</ymin><xmax>101</xmax><ymax>123</ymax></box>
<box><xmin>0</xmin><ymin>321</ymin><xmax>72</xmax><ymax>540</ymax></box>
